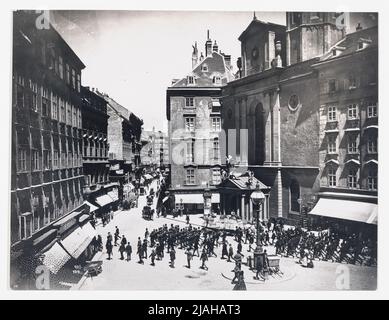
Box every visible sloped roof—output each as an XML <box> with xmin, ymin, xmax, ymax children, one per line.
<box><xmin>171</xmin><ymin>51</ymin><xmax>235</xmax><ymax>88</ymax></box>
<box><xmin>219</xmin><ymin>172</ymin><xmax>269</xmax><ymax>191</ymax></box>
<box><xmin>238</xmin><ymin>18</ymin><xmax>286</xmax><ymax>41</ymax></box>
<box><xmin>319</xmin><ymin>26</ymin><xmax>378</xmax><ymax>62</ymax></box>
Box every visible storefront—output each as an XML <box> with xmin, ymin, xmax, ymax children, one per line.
<box><xmin>308</xmin><ymin>197</ymin><xmax>377</xmax><ymax>239</ymax></box>
<box><xmin>37</xmin><ymin>212</ymin><xmax>98</xmax><ymax>289</ymax></box>
<box><xmin>173</xmin><ymin>193</ymin><xmax>220</xmax><ymax>214</ymax></box>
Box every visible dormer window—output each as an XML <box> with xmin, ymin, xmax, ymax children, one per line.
<box><xmin>357</xmin><ymin>38</ymin><xmax>372</xmax><ymax>50</ymax></box>
<box><xmin>331</xmin><ymin>46</ymin><xmax>345</xmax><ymax>57</ymax></box>
<box><xmin>201</xmin><ymin>64</ymin><xmax>208</xmax><ymax>72</ymax></box>
<box><xmin>187</xmin><ymin>76</ymin><xmax>194</xmax><ymax>85</ymax></box>
<box><xmin>212</xmin><ymin>76</ymin><xmax>221</xmax><ymax>85</ymax></box>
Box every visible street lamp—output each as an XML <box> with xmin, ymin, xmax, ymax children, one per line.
<box><xmin>203</xmin><ymin>187</ymin><xmax>212</xmax><ymax>218</ymax></box>
<box><xmin>250</xmin><ymin>183</ymin><xmax>265</xmax><ymax>260</ymax></box>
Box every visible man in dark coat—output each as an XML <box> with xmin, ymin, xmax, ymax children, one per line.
<box><xmin>142</xmin><ymin>239</ymin><xmax>148</xmax><ymax>259</ymax></box>
<box><xmin>149</xmin><ymin>249</ymin><xmax>157</xmax><ymax>266</ymax></box>
<box><xmin>170</xmin><ymin>248</ymin><xmax>176</xmax><ymax>268</ymax></box>
<box><xmin>228</xmin><ymin>244</ymin><xmax>234</xmax><ymax>262</ymax></box>
<box><xmin>221</xmin><ymin>241</ymin><xmax>228</xmax><ymax>259</ymax></box>
<box><xmin>200</xmin><ymin>249</ymin><xmax>208</xmax><ymax>270</ymax></box>
<box><xmin>106</xmin><ymin>239</ymin><xmax>113</xmax><ymax>260</ymax></box>
<box><xmin>119</xmin><ymin>242</ymin><xmax>125</xmax><ymax>260</ymax></box>
<box><xmin>125</xmin><ymin>242</ymin><xmax>132</xmax><ymax>261</ymax></box>
<box><xmin>185</xmin><ymin>247</ymin><xmax>193</xmax><ymax>269</ymax></box>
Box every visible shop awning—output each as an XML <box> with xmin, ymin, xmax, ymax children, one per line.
<box><xmin>175</xmin><ymin>193</ymin><xmax>220</xmax><ymax>204</ymax></box>
<box><xmin>309</xmin><ymin>198</ymin><xmax>378</xmax><ymax>225</ymax></box>
<box><xmin>212</xmin><ymin>193</ymin><xmax>220</xmax><ymax>203</ymax></box>
<box><xmin>107</xmin><ymin>191</ymin><xmax>119</xmax><ymax>202</ymax></box>
<box><xmin>60</xmin><ymin>227</ymin><xmax>94</xmax><ymax>260</ymax></box>
<box><xmin>33</xmin><ymin>229</ymin><xmax>57</xmax><ymax>247</ymax></box>
<box><xmin>81</xmin><ymin>222</ymin><xmax>97</xmax><ymax>238</ymax></box>
<box><xmin>162</xmin><ymin>196</ymin><xmax>169</xmax><ymax>203</ymax></box>
<box><xmin>78</xmin><ymin>214</ymin><xmax>90</xmax><ymax>224</ymax></box>
<box><xmin>41</xmin><ymin>242</ymin><xmax>71</xmax><ymax>274</ymax></box>
<box><xmin>53</xmin><ymin>208</ymin><xmax>84</xmax><ymax>228</ymax></box>
<box><xmin>95</xmin><ymin>194</ymin><xmax>114</xmax><ymax>207</ymax></box>
<box><xmin>84</xmin><ymin>201</ymin><xmax>98</xmax><ymax>213</ymax></box>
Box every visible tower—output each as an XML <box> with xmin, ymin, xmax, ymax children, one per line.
<box><xmin>286</xmin><ymin>12</ymin><xmax>345</xmax><ymax>66</ymax></box>
<box><xmin>192</xmin><ymin>41</ymin><xmax>198</xmax><ymax>69</ymax></box>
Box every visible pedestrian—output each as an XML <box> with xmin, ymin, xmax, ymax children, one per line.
<box><xmin>149</xmin><ymin>248</ymin><xmax>157</xmax><ymax>266</ymax></box>
<box><xmin>170</xmin><ymin>248</ymin><xmax>176</xmax><ymax>268</ymax></box>
<box><xmin>106</xmin><ymin>239</ymin><xmax>113</xmax><ymax>260</ymax></box>
<box><xmin>233</xmin><ymin>270</ymin><xmax>247</xmax><ymax>291</ymax></box>
<box><xmin>121</xmin><ymin>235</ymin><xmax>127</xmax><ymax>247</ymax></box>
<box><xmin>200</xmin><ymin>249</ymin><xmax>208</xmax><ymax>270</ymax></box>
<box><xmin>237</xmin><ymin>241</ymin><xmax>243</xmax><ymax>255</ymax></box>
<box><xmin>145</xmin><ymin>228</ymin><xmax>149</xmax><ymax>240</ymax></box>
<box><xmin>142</xmin><ymin>239</ymin><xmax>148</xmax><ymax>259</ymax></box>
<box><xmin>125</xmin><ymin>241</ymin><xmax>132</xmax><ymax>261</ymax></box>
<box><xmin>119</xmin><ymin>242</ymin><xmax>125</xmax><ymax>260</ymax></box>
<box><xmin>228</xmin><ymin>244</ymin><xmax>234</xmax><ymax>262</ymax></box>
<box><xmin>97</xmin><ymin>235</ymin><xmax>103</xmax><ymax>251</ymax></box>
<box><xmin>114</xmin><ymin>232</ymin><xmax>120</xmax><ymax>246</ymax></box>
<box><xmin>107</xmin><ymin>232</ymin><xmax>113</xmax><ymax>243</ymax></box>
<box><xmin>221</xmin><ymin>241</ymin><xmax>228</xmax><ymax>259</ymax></box>
<box><xmin>137</xmin><ymin>245</ymin><xmax>144</xmax><ymax>264</ymax></box>
<box><xmin>186</xmin><ymin>214</ymin><xmax>190</xmax><ymax>225</ymax></box>
<box><xmin>231</xmin><ymin>264</ymin><xmax>241</xmax><ymax>284</ymax></box>
<box><xmin>185</xmin><ymin>247</ymin><xmax>193</xmax><ymax>269</ymax></box>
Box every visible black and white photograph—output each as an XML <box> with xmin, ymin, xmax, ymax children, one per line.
<box><xmin>2</xmin><ymin>0</ymin><xmax>387</xmax><ymax>299</ymax></box>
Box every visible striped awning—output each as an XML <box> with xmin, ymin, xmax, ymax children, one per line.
<box><xmin>41</xmin><ymin>242</ymin><xmax>71</xmax><ymax>274</ymax></box>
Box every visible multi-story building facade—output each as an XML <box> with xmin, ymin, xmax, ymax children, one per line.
<box><xmin>81</xmin><ymin>86</ymin><xmax>118</xmax><ymax>212</ymax></box>
<box><xmin>11</xmin><ymin>11</ymin><xmax>90</xmax><ymax>288</ymax></box>
<box><xmin>220</xmin><ymin>12</ymin><xmax>378</xmax><ymax>230</ymax></box>
<box><xmin>141</xmin><ymin>128</ymin><xmax>169</xmax><ymax>170</ymax></box>
<box><xmin>166</xmin><ymin>31</ymin><xmax>234</xmax><ymax>213</ymax></box>
<box><xmin>95</xmin><ymin>91</ymin><xmax>143</xmax><ymax>200</ymax></box>
<box><xmin>309</xmin><ymin>26</ymin><xmax>378</xmax><ymax>233</ymax></box>
<box><xmin>81</xmin><ymin>86</ymin><xmax>110</xmax><ymax>188</ymax></box>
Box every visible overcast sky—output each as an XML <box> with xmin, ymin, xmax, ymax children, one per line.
<box><xmin>50</xmin><ymin>11</ymin><xmax>286</xmax><ymax>132</ymax></box>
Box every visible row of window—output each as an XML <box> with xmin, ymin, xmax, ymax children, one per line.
<box><xmin>40</xmin><ymin>39</ymin><xmax>81</xmax><ymax>93</ymax></box>
<box><xmin>185</xmin><ymin>168</ymin><xmax>221</xmax><ymax>185</ymax></box>
<box><xmin>18</xmin><ymin>182</ymin><xmax>83</xmax><ymax>240</ymax></box>
<box><xmin>184</xmin><ymin>139</ymin><xmax>220</xmax><ymax>163</ymax></box>
<box><xmin>17</xmin><ymin>148</ymin><xmax>83</xmax><ymax>172</ymax></box>
<box><xmin>83</xmin><ymin>141</ymin><xmax>108</xmax><ymax>158</ymax></box>
<box><xmin>327</xmin><ymin>134</ymin><xmax>377</xmax><ymax>154</ymax></box>
<box><xmin>327</xmin><ymin>167</ymin><xmax>377</xmax><ymax>190</ymax></box>
<box><xmin>186</xmin><ymin>75</ymin><xmax>222</xmax><ymax>85</ymax></box>
<box><xmin>16</xmin><ymin>76</ymin><xmax>82</xmax><ymax>127</ymax></box>
<box><xmin>185</xmin><ymin>116</ymin><xmax>221</xmax><ymax>132</ymax></box>
<box><xmin>324</xmin><ymin>74</ymin><xmax>376</xmax><ymax>95</ymax></box>
<box><xmin>327</xmin><ymin>103</ymin><xmax>377</xmax><ymax>121</ymax></box>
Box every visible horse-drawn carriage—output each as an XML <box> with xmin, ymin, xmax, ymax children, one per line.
<box><xmin>142</xmin><ymin>205</ymin><xmax>154</xmax><ymax>220</ymax></box>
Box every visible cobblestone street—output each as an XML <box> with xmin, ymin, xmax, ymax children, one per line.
<box><xmin>75</xmin><ymin>182</ymin><xmax>377</xmax><ymax>291</ymax></box>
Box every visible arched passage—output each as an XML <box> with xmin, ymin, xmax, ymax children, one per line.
<box><xmin>248</xmin><ymin>102</ymin><xmax>265</xmax><ymax>165</ymax></box>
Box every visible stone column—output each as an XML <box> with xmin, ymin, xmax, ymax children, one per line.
<box><xmin>241</xmin><ymin>195</ymin><xmax>246</xmax><ymax>222</ymax></box>
<box><xmin>277</xmin><ymin>169</ymin><xmax>283</xmax><ymax>218</ymax></box>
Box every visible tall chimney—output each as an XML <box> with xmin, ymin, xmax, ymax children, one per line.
<box><xmin>212</xmin><ymin>40</ymin><xmax>218</xmax><ymax>52</ymax></box>
<box><xmin>192</xmin><ymin>41</ymin><xmax>198</xmax><ymax>69</ymax></box>
<box><xmin>205</xmin><ymin>30</ymin><xmax>212</xmax><ymax>57</ymax></box>
<box><xmin>199</xmin><ymin>52</ymin><xmax>204</xmax><ymax>62</ymax></box>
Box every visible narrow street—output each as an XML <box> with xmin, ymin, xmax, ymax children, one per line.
<box><xmin>74</xmin><ymin>180</ymin><xmax>376</xmax><ymax>291</ymax></box>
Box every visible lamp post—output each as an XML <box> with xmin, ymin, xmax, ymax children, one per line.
<box><xmin>250</xmin><ymin>183</ymin><xmax>265</xmax><ymax>271</ymax></box>
<box><xmin>203</xmin><ymin>187</ymin><xmax>212</xmax><ymax>219</ymax></box>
